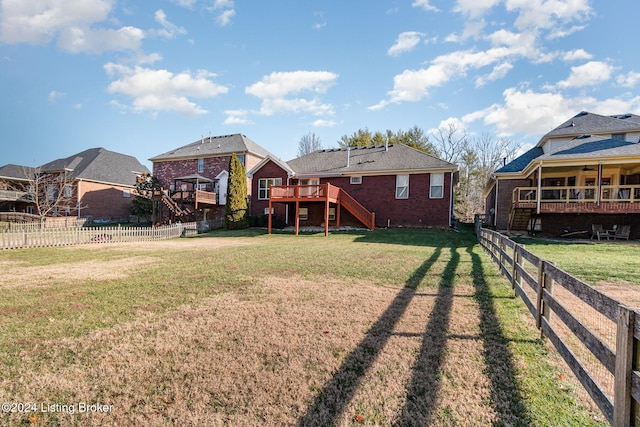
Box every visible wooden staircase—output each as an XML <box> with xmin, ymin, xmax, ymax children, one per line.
<box><xmin>338</xmin><ymin>188</ymin><xmax>375</xmax><ymax>230</ymax></box>
<box><xmin>508</xmin><ymin>207</ymin><xmax>535</xmax><ymax>233</ymax></box>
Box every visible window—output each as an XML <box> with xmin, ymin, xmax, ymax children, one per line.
<box><xmin>328</xmin><ymin>207</ymin><xmax>336</xmax><ymax>221</ymax></box>
<box><xmin>264</xmin><ymin>207</ymin><xmax>274</xmax><ymax>215</ymax></box>
<box><xmin>258</xmin><ymin>178</ymin><xmax>282</xmax><ymax>200</ymax></box>
<box><xmin>350</xmin><ymin>176</ymin><xmax>362</xmax><ymax>185</ymax></box>
<box><xmin>299</xmin><ymin>207</ymin><xmax>308</xmax><ymax>220</ymax></box>
<box><xmin>237</xmin><ymin>155</ymin><xmax>245</xmax><ymax>165</ymax></box>
<box><xmin>63</xmin><ymin>184</ymin><xmax>73</xmax><ymax>198</ymax></box>
<box><xmin>122</xmin><ymin>189</ymin><xmax>131</xmax><ymax>198</ymax></box>
<box><xmin>396</xmin><ymin>175</ymin><xmax>409</xmax><ymax>199</ymax></box>
<box><xmin>26</xmin><ymin>206</ymin><xmax>34</xmax><ymax>214</ymax></box>
<box><xmin>430</xmin><ymin>173</ymin><xmax>444</xmax><ymax>198</ymax></box>
<box><xmin>46</xmin><ymin>184</ymin><xmax>57</xmax><ymax>201</ymax></box>
<box><xmin>612</xmin><ymin>133</ymin><xmax>626</xmax><ymax>140</ymax></box>
<box><xmin>197</xmin><ymin>158</ymin><xmax>204</xmax><ymax>173</ymax></box>
<box><xmin>197</xmin><ymin>184</ymin><xmax>207</xmax><ymax>191</ymax></box>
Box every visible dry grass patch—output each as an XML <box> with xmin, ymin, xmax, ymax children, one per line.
<box><xmin>0</xmin><ymin>257</ymin><xmax>156</xmax><ymax>290</ymax></box>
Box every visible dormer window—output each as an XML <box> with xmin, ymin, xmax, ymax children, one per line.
<box><xmin>612</xmin><ymin>133</ymin><xmax>626</xmax><ymax>141</ymax></box>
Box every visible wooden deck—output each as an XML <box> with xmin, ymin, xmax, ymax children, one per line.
<box><xmin>268</xmin><ymin>184</ymin><xmax>375</xmax><ymax>235</ymax></box>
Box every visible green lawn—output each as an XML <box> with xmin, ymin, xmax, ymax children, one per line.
<box><xmin>0</xmin><ymin>226</ymin><xmax>607</xmax><ymax>426</ymax></box>
<box><xmin>511</xmin><ymin>235</ymin><xmax>640</xmax><ymax>287</ymax></box>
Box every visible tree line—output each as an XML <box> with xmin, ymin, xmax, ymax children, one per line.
<box><xmin>298</xmin><ymin>125</ymin><xmax>520</xmax><ymax>223</ymax></box>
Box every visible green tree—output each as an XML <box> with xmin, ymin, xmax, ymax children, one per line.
<box><xmin>337</xmin><ymin>126</ymin><xmax>437</xmax><ymax>155</ymax></box>
<box><xmin>130</xmin><ymin>173</ymin><xmax>158</xmax><ymax>222</ymax></box>
<box><xmin>225</xmin><ymin>153</ymin><xmax>249</xmax><ymax>229</ymax></box>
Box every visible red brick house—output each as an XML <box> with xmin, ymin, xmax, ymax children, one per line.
<box><xmin>1</xmin><ymin>148</ymin><xmax>150</xmax><ymax>222</ymax></box>
<box><xmin>484</xmin><ymin>111</ymin><xmax>640</xmax><ymax>238</ymax></box>
<box><xmin>149</xmin><ymin>134</ymin><xmax>275</xmax><ymax>226</ymax></box>
<box><xmin>248</xmin><ymin>143</ymin><xmax>458</xmax><ymax>234</ymax></box>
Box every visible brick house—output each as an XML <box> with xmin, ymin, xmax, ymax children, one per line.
<box><xmin>149</xmin><ymin>134</ymin><xmax>276</xmax><ymax>225</ymax></box>
<box><xmin>248</xmin><ymin>143</ymin><xmax>458</xmax><ymax>234</ymax></box>
<box><xmin>484</xmin><ymin>111</ymin><xmax>640</xmax><ymax>238</ymax></box>
<box><xmin>40</xmin><ymin>147</ymin><xmax>150</xmax><ymax>220</ymax></box>
<box><xmin>0</xmin><ymin>148</ymin><xmax>150</xmax><ymax>221</ymax></box>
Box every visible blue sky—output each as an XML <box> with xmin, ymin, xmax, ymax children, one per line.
<box><xmin>2</xmin><ymin>0</ymin><xmax>640</xmax><ymax>170</ymax></box>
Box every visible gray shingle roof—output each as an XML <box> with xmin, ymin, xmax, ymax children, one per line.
<box><xmin>286</xmin><ymin>144</ymin><xmax>457</xmax><ymax>176</ymax></box>
<box><xmin>495</xmin><ymin>146</ymin><xmax>544</xmax><ymax>173</ymax></box>
<box><xmin>40</xmin><ymin>148</ymin><xmax>150</xmax><ymax>187</ymax></box>
<box><xmin>544</xmin><ymin>111</ymin><xmax>640</xmax><ymax>139</ymax></box>
<box><xmin>543</xmin><ymin>135</ymin><xmax>640</xmax><ymax>160</ymax></box>
<box><xmin>0</xmin><ymin>164</ymin><xmax>36</xmax><ymax>181</ymax></box>
<box><xmin>149</xmin><ymin>134</ymin><xmax>273</xmax><ymax>161</ymax></box>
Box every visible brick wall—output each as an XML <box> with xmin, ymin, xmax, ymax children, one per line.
<box><xmin>494</xmin><ymin>178</ymin><xmax>531</xmax><ymax>230</ymax></box>
<box><xmin>77</xmin><ymin>180</ymin><xmax>134</xmax><ymax>219</ymax></box>
<box><xmin>250</xmin><ymin>160</ymin><xmax>289</xmax><ymax>220</ymax></box>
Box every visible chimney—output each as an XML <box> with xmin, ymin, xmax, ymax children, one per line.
<box><xmin>346</xmin><ymin>146</ymin><xmax>351</xmax><ymax>168</ymax></box>
<box><xmin>503</xmin><ymin>157</ymin><xmax>507</xmax><ymax>166</ymax></box>
<box><xmin>385</xmin><ymin>140</ymin><xmax>388</xmax><ymax>152</ymax></box>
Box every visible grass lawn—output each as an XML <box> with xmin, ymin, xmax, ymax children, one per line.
<box><xmin>0</xmin><ymin>225</ymin><xmax>607</xmax><ymax>426</ymax></box>
<box><xmin>511</xmin><ymin>235</ymin><xmax>640</xmax><ymax>306</ymax></box>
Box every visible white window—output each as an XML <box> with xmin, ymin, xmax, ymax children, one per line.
<box><xmin>197</xmin><ymin>184</ymin><xmax>207</xmax><ymax>191</ymax></box>
<box><xmin>264</xmin><ymin>207</ymin><xmax>274</xmax><ymax>215</ymax></box>
<box><xmin>197</xmin><ymin>158</ymin><xmax>204</xmax><ymax>173</ymax></box>
<box><xmin>612</xmin><ymin>133</ymin><xmax>626</xmax><ymax>140</ymax></box>
<box><xmin>396</xmin><ymin>175</ymin><xmax>409</xmax><ymax>199</ymax></box>
<box><xmin>122</xmin><ymin>189</ymin><xmax>131</xmax><ymax>198</ymax></box>
<box><xmin>26</xmin><ymin>206</ymin><xmax>34</xmax><ymax>214</ymax></box>
<box><xmin>430</xmin><ymin>173</ymin><xmax>444</xmax><ymax>198</ymax></box>
<box><xmin>258</xmin><ymin>178</ymin><xmax>282</xmax><ymax>200</ymax></box>
<box><xmin>46</xmin><ymin>184</ymin><xmax>57</xmax><ymax>201</ymax></box>
<box><xmin>350</xmin><ymin>176</ymin><xmax>362</xmax><ymax>185</ymax></box>
<box><xmin>299</xmin><ymin>207</ymin><xmax>308</xmax><ymax>220</ymax></box>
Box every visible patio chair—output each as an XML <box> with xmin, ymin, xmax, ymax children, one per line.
<box><xmin>591</xmin><ymin>224</ymin><xmax>609</xmax><ymax>241</ymax></box>
<box><xmin>613</xmin><ymin>225</ymin><xmax>631</xmax><ymax>240</ymax></box>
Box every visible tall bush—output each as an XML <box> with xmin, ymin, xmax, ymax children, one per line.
<box><xmin>225</xmin><ymin>153</ymin><xmax>249</xmax><ymax>229</ymax></box>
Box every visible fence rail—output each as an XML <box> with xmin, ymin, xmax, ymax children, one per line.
<box><xmin>0</xmin><ymin>222</ymin><xmax>197</xmax><ymax>250</ymax></box>
<box><xmin>475</xmin><ymin>217</ymin><xmax>640</xmax><ymax>426</ymax></box>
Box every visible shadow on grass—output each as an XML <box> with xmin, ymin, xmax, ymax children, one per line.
<box><xmin>296</xmin><ymin>247</ymin><xmax>443</xmax><ymax>426</ymax></box>
<box><xmin>467</xmin><ymin>244</ymin><xmax>532</xmax><ymax>426</ymax></box>
<box><xmin>394</xmin><ymin>246</ymin><xmax>458</xmax><ymax>426</ymax></box>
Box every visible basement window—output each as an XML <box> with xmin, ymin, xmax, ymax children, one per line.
<box><xmin>350</xmin><ymin>176</ymin><xmax>362</xmax><ymax>184</ymax></box>
<box><xmin>299</xmin><ymin>207</ymin><xmax>308</xmax><ymax>220</ymax></box>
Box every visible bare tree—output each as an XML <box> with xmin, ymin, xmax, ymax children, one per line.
<box><xmin>297</xmin><ymin>132</ymin><xmax>323</xmax><ymax>156</ymax></box>
<box><xmin>3</xmin><ymin>167</ymin><xmax>83</xmax><ymax>224</ymax></box>
<box><xmin>431</xmin><ymin>122</ymin><xmax>469</xmax><ymax>164</ymax></box>
<box><xmin>471</xmin><ymin>133</ymin><xmax>520</xmax><ymax>186</ymax></box>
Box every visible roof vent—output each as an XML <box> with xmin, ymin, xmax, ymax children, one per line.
<box><xmin>576</xmin><ymin>134</ymin><xmax>591</xmax><ymax>139</ymax></box>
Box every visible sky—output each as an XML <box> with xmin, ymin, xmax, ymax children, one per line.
<box><xmin>2</xmin><ymin>0</ymin><xmax>640</xmax><ymax>170</ymax></box>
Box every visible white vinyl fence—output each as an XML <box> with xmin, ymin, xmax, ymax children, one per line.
<box><xmin>1</xmin><ymin>222</ymin><xmax>197</xmax><ymax>250</ymax></box>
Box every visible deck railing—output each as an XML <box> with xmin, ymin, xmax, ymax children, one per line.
<box><xmin>0</xmin><ymin>190</ymin><xmax>32</xmax><ymax>202</ymax></box>
<box><xmin>514</xmin><ymin>185</ymin><xmax>640</xmax><ymax>204</ymax></box>
<box><xmin>270</xmin><ymin>184</ymin><xmax>330</xmax><ymax>200</ymax></box>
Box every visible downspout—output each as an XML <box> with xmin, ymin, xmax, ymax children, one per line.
<box><xmin>597</xmin><ymin>162</ymin><xmax>602</xmax><ymax>206</ymax></box>
<box><xmin>493</xmin><ymin>179</ymin><xmax>498</xmax><ymax>228</ymax></box>
<box><xmin>536</xmin><ymin>162</ymin><xmax>542</xmax><ymax>214</ymax></box>
<box><xmin>77</xmin><ymin>179</ymin><xmax>82</xmax><ymax>218</ymax></box>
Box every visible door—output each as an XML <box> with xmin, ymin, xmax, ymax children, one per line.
<box><xmin>216</xmin><ymin>170</ymin><xmax>229</xmax><ymax>205</ymax></box>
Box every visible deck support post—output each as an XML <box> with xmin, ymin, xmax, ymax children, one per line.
<box><xmin>324</xmin><ymin>197</ymin><xmax>329</xmax><ymax>236</ymax></box>
<box><xmin>268</xmin><ymin>199</ymin><xmax>273</xmax><ymax>234</ymax></box>
<box><xmin>295</xmin><ymin>200</ymin><xmax>299</xmax><ymax>235</ymax></box>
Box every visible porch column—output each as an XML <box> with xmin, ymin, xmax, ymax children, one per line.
<box><xmin>597</xmin><ymin>163</ymin><xmax>602</xmax><ymax>206</ymax></box>
<box><xmin>295</xmin><ymin>200</ymin><xmax>299</xmax><ymax>235</ymax></box>
<box><xmin>324</xmin><ymin>197</ymin><xmax>329</xmax><ymax>237</ymax></box>
<box><xmin>537</xmin><ymin>163</ymin><xmax>542</xmax><ymax>214</ymax></box>
<box><xmin>268</xmin><ymin>199</ymin><xmax>272</xmax><ymax>234</ymax></box>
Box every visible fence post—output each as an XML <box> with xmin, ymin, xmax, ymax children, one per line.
<box><xmin>614</xmin><ymin>305</ymin><xmax>634</xmax><ymax>427</ymax></box>
<box><xmin>536</xmin><ymin>261</ymin><xmax>554</xmax><ymax>333</ymax></box>
<box><xmin>511</xmin><ymin>244</ymin><xmax>519</xmax><ymax>290</ymax></box>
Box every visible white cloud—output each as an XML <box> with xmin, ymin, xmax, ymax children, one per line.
<box><xmin>412</xmin><ymin>0</ymin><xmax>439</xmax><ymax>12</ymax></box>
<box><xmin>48</xmin><ymin>91</ymin><xmax>65</xmax><ymax>103</ymax></box>
<box><xmin>453</xmin><ymin>0</ymin><xmax>501</xmax><ymax>19</ymax></box>
<box><xmin>475</xmin><ymin>62</ymin><xmax>513</xmax><ymax>87</ymax></box>
<box><xmin>171</xmin><ymin>0</ymin><xmax>198</xmax><ymax>8</ymax></box>
<box><xmin>312</xmin><ymin>119</ymin><xmax>337</xmax><ymax>127</ymax></box>
<box><xmin>0</xmin><ymin>0</ymin><xmax>113</xmax><ymax>44</ymax></box>
<box><xmin>463</xmin><ymin>87</ymin><xmax>640</xmax><ymax>138</ymax></box>
<box><xmin>152</xmin><ymin>9</ymin><xmax>187</xmax><ymax>39</ymax></box>
<box><xmin>245</xmin><ymin>71</ymin><xmax>338</xmax><ymax>117</ymax></box>
<box><xmin>562</xmin><ymin>49</ymin><xmax>592</xmax><ymax>62</ymax></box>
<box><xmin>224</xmin><ymin>109</ymin><xmax>252</xmax><ymax>125</ymax></box>
<box><xmin>210</xmin><ymin>0</ymin><xmax>235</xmax><ymax>26</ymax></box>
<box><xmin>556</xmin><ymin>61</ymin><xmax>614</xmax><ymax>89</ymax></box>
<box><xmin>57</xmin><ymin>26</ymin><xmax>144</xmax><ymax>53</ymax></box>
<box><xmin>0</xmin><ymin>0</ymin><xmax>149</xmax><ymax>54</ymax></box>
<box><xmin>506</xmin><ymin>0</ymin><xmax>592</xmax><ymax>33</ymax></box>
<box><xmin>617</xmin><ymin>72</ymin><xmax>640</xmax><ymax>88</ymax></box>
<box><xmin>105</xmin><ymin>63</ymin><xmax>228</xmax><ymax>116</ymax></box>
<box><xmin>387</xmin><ymin>32</ymin><xmax>425</xmax><ymax>56</ymax></box>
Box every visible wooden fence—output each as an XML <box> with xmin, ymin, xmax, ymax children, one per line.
<box><xmin>475</xmin><ymin>218</ymin><xmax>640</xmax><ymax>426</ymax></box>
<box><xmin>0</xmin><ymin>222</ymin><xmax>197</xmax><ymax>250</ymax></box>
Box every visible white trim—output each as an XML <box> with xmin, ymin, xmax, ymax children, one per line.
<box><xmin>395</xmin><ymin>174</ymin><xmax>409</xmax><ymax>199</ymax></box>
<box><xmin>429</xmin><ymin>173</ymin><xmax>444</xmax><ymax>199</ymax></box>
